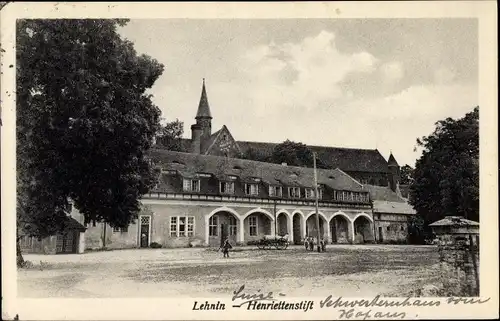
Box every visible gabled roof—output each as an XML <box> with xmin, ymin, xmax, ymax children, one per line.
<box><xmin>148</xmin><ymin>149</ymin><xmax>368</xmax><ymax>192</ymax></box>
<box><xmin>237</xmin><ymin>141</ymin><xmax>390</xmax><ymax>173</ymax></box>
<box><xmin>203</xmin><ymin>125</ymin><xmax>242</xmax><ymax>155</ymax></box>
<box><xmin>196</xmin><ymin>79</ymin><xmax>212</xmax><ymax>119</ymax></box>
<box><xmin>429</xmin><ymin>216</ymin><xmax>479</xmax><ymax>227</ymax></box>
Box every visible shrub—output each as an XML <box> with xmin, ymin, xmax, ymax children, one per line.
<box><xmin>246</xmin><ymin>240</ymin><xmax>260</xmax><ymax>246</ymax></box>
<box><xmin>150</xmin><ymin>242</ymin><xmax>162</xmax><ymax>248</ymax></box>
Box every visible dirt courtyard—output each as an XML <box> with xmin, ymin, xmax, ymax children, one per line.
<box><xmin>18</xmin><ymin>245</ymin><xmax>441</xmax><ymax>298</ymax></box>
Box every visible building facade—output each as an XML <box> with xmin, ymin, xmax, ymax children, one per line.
<box><xmin>74</xmin><ymin>80</ymin><xmax>416</xmax><ymax>251</ymax></box>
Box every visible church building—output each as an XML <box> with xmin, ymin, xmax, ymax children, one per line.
<box><xmin>69</xmin><ymin>80</ymin><xmax>416</xmax><ymax>252</ymax></box>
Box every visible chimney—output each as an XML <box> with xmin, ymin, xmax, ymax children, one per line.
<box><xmin>191</xmin><ymin>124</ymin><xmax>202</xmax><ymax>154</ymax></box>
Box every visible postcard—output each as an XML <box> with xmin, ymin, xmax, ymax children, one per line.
<box><xmin>1</xmin><ymin>1</ymin><xmax>498</xmax><ymax>320</ymax></box>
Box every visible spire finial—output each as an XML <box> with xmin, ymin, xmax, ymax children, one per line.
<box><xmin>196</xmin><ymin>78</ymin><xmax>212</xmax><ymax>119</ymax></box>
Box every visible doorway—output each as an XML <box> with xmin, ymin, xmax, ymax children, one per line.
<box><xmin>378</xmin><ymin>226</ymin><xmax>383</xmax><ymax>243</ymax></box>
<box><xmin>140</xmin><ymin>215</ymin><xmax>151</xmax><ymax>248</ymax></box>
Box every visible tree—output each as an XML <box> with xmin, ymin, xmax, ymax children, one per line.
<box><xmin>400</xmin><ymin>164</ymin><xmax>414</xmax><ymax>185</ymax></box>
<box><xmin>409</xmin><ymin>107</ymin><xmax>479</xmax><ymax>230</ymax></box>
<box><xmin>239</xmin><ymin>147</ymin><xmax>271</xmax><ymax>163</ymax></box>
<box><xmin>16</xmin><ymin>19</ymin><xmax>164</xmax><ymax>265</ymax></box>
<box><xmin>270</xmin><ymin>140</ymin><xmax>327</xmax><ymax>168</ymax></box>
<box><xmin>155</xmin><ymin>119</ymin><xmax>185</xmax><ymax>151</ymax></box>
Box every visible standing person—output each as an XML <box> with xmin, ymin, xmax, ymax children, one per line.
<box><xmin>220</xmin><ymin>238</ymin><xmax>232</xmax><ymax>258</ymax></box>
<box><xmin>309</xmin><ymin>237</ymin><xmax>314</xmax><ymax>251</ymax></box>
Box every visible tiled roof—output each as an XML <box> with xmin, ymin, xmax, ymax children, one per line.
<box><xmin>364</xmin><ymin>184</ymin><xmax>416</xmax><ymax>215</ymax></box>
<box><xmin>148</xmin><ymin>149</ymin><xmax>367</xmax><ymax>192</ymax></box>
<box><xmin>363</xmin><ymin>184</ymin><xmax>406</xmax><ymax>203</ymax></box>
<box><xmin>196</xmin><ymin>79</ymin><xmax>212</xmax><ymax>119</ymax></box>
<box><xmin>372</xmin><ymin>200</ymin><xmax>416</xmax><ymax>215</ymax></box>
<box><xmin>237</xmin><ymin>141</ymin><xmax>390</xmax><ymax>173</ymax></box>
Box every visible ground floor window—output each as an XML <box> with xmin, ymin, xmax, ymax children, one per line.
<box><xmin>229</xmin><ymin>216</ymin><xmax>237</xmax><ymax>235</ymax></box>
<box><xmin>209</xmin><ymin>216</ymin><xmax>218</xmax><ymax>236</ymax></box>
<box><xmin>170</xmin><ymin>216</ymin><xmax>195</xmax><ymax>237</ymax></box>
<box><xmin>249</xmin><ymin>216</ymin><xmax>258</xmax><ymax>236</ymax></box>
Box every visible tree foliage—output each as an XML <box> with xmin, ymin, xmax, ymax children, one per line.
<box><xmin>155</xmin><ymin>119</ymin><xmax>185</xmax><ymax>151</ymax></box>
<box><xmin>409</xmin><ymin>107</ymin><xmax>479</xmax><ymax>226</ymax></box>
<box><xmin>241</xmin><ymin>139</ymin><xmax>328</xmax><ymax>168</ymax></box>
<box><xmin>16</xmin><ymin>19</ymin><xmax>164</xmax><ymax>242</ymax></box>
<box><xmin>400</xmin><ymin>164</ymin><xmax>414</xmax><ymax>185</ymax></box>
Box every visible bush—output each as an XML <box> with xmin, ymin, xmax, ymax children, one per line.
<box><xmin>246</xmin><ymin>240</ymin><xmax>260</xmax><ymax>246</ymax></box>
<box><xmin>150</xmin><ymin>242</ymin><xmax>162</xmax><ymax>248</ymax></box>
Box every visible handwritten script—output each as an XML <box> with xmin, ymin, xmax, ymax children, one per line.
<box><xmin>232</xmin><ymin>285</ymin><xmax>286</xmax><ymax>307</ymax></box>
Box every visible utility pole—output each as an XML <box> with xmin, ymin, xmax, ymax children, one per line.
<box><xmin>313</xmin><ymin>152</ymin><xmax>321</xmax><ymax>253</ymax></box>
<box><xmin>274</xmin><ymin>200</ymin><xmax>277</xmax><ymax>237</ymax></box>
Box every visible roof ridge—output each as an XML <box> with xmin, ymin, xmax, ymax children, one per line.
<box><xmin>237</xmin><ymin>140</ymin><xmax>380</xmax><ymax>152</ymax></box>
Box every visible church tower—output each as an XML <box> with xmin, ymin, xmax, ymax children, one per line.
<box><xmin>191</xmin><ymin>79</ymin><xmax>213</xmax><ymax>154</ymax></box>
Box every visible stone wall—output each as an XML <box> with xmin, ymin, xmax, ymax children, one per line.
<box><xmin>437</xmin><ymin>235</ymin><xmax>479</xmax><ymax>296</ymax></box>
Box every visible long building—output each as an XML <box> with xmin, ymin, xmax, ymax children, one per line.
<box><xmin>20</xmin><ymin>80</ymin><xmax>416</xmax><ymax>254</ymax></box>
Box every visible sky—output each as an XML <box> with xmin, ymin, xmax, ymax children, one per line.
<box><xmin>118</xmin><ymin>19</ymin><xmax>478</xmax><ymax>167</ymax></box>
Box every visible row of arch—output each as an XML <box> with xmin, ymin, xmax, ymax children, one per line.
<box><xmin>204</xmin><ymin>206</ymin><xmax>374</xmax><ymax>246</ymax></box>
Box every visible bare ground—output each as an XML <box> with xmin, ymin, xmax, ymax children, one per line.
<box><xmin>17</xmin><ymin>245</ymin><xmax>441</xmax><ymax>298</ymax></box>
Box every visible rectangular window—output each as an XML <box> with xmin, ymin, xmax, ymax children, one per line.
<box><xmin>219</xmin><ymin>181</ymin><xmax>235</xmax><ymax>194</ymax></box>
<box><xmin>249</xmin><ymin>216</ymin><xmax>258</xmax><ymax>236</ymax></box>
<box><xmin>318</xmin><ymin>188</ymin><xmax>323</xmax><ymax>200</ymax></box>
<box><xmin>229</xmin><ymin>216</ymin><xmax>237</xmax><ymax>236</ymax></box>
<box><xmin>179</xmin><ymin>217</ymin><xmax>186</xmax><ymax>237</ymax></box>
<box><xmin>183</xmin><ymin>179</ymin><xmax>200</xmax><ymax>192</ymax></box>
<box><xmin>187</xmin><ymin>217</ymin><xmax>194</xmax><ymax>237</ymax></box>
<box><xmin>245</xmin><ymin>183</ymin><xmax>259</xmax><ymax>196</ymax></box>
<box><xmin>170</xmin><ymin>216</ymin><xmax>195</xmax><ymax>237</ymax></box>
<box><xmin>289</xmin><ymin>187</ymin><xmax>301</xmax><ymax>198</ymax></box>
<box><xmin>170</xmin><ymin>217</ymin><xmax>177</xmax><ymax>237</ymax></box>
<box><xmin>269</xmin><ymin>185</ymin><xmax>282</xmax><ymax>197</ymax></box>
<box><xmin>305</xmin><ymin>188</ymin><xmax>316</xmax><ymax>199</ymax></box>
<box><xmin>209</xmin><ymin>216</ymin><xmax>218</xmax><ymax>237</ymax></box>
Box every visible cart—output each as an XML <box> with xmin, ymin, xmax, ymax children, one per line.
<box><xmin>256</xmin><ymin>234</ymin><xmax>289</xmax><ymax>250</ymax></box>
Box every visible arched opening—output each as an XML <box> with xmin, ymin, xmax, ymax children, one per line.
<box><xmin>330</xmin><ymin>215</ymin><xmax>351</xmax><ymax>244</ymax></box>
<box><xmin>276</xmin><ymin>213</ymin><xmax>288</xmax><ymax>237</ymax></box>
<box><xmin>244</xmin><ymin>212</ymin><xmax>272</xmax><ymax>243</ymax></box>
<box><xmin>292</xmin><ymin>213</ymin><xmax>303</xmax><ymax>244</ymax></box>
<box><xmin>353</xmin><ymin>215</ymin><xmax>374</xmax><ymax>244</ymax></box>
<box><xmin>208</xmin><ymin>211</ymin><xmax>240</xmax><ymax>247</ymax></box>
<box><xmin>305</xmin><ymin>214</ymin><xmax>327</xmax><ymax>241</ymax></box>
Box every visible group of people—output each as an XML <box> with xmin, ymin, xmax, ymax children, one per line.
<box><xmin>219</xmin><ymin>235</ymin><xmax>326</xmax><ymax>258</ymax></box>
<box><xmin>304</xmin><ymin>236</ymin><xmax>326</xmax><ymax>252</ymax></box>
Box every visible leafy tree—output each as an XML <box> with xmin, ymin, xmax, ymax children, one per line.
<box><xmin>155</xmin><ymin>119</ymin><xmax>185</xmax><ymax>151</ymax></box>
<box><xmin>239</xmin><ymin>147</ymin><xmax>271</xmax><ymax>163</ymax></box>
<box><xmin>16</xmin><ymin>19</ymin><xmax>164</xmax><ymax>265</ymax></box>
<box><xmin>270</xmin><ymin>140</ymin><xmax>327</xmax><ymax>168</ymax></box>
<box><xmin>400</xmin><ymin>164</ymin><xmax>414</xmax><ymax>185</ymax></box>
<box><xmin>410</xmin><ymin>107</ymin><xmax>479</xmax><ymax>230</ymax></box>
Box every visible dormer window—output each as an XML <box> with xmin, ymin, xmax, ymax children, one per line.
<box><xmin>269</xmin><ymin>185</ymin><xmax>283</xmax><ymax>197</ymax></box>
<box><xmin>219</xmin><ymin>181</ymin><xmax>235</xmax><ymax>194</ymax></box>
<box><xmin>245</xmin><ymin>183</ymin><xmax>259</xmax><ymax>196</ymax></box>
<box><xmin>183</xmin><ymin>178</ymin><xmax>200</xmax><ymax>192</ymax></box>
<box><xmin>305</xmin><ymin>188</ymin><xmax>315</xmax><ymax>199</ymax></box>
<box><xmin>289</xmin><ymin>187</ymin><xmax>301</xmax><ymax>198</ymax></box>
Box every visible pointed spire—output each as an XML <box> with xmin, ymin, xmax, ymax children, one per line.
<box><xmin>388</xmin><ymin>152</ymin><xmax>399</xmax><ymax>166</ymax></box>
<box><xmin>196</xmin><ymin>78</ymin><xmax>212</xmax><ymax>119</ymax></box>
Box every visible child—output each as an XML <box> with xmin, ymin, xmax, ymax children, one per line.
<box><xmin>220</xmin><ymin>238</ymin><xmax>232</xmax><ymax>258</ymax></box>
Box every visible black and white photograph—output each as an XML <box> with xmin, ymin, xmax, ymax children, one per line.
<box><xmin>1</xmin><ymin>2</ymin><xmax>498</xmax><ymax>320</ymax></box>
